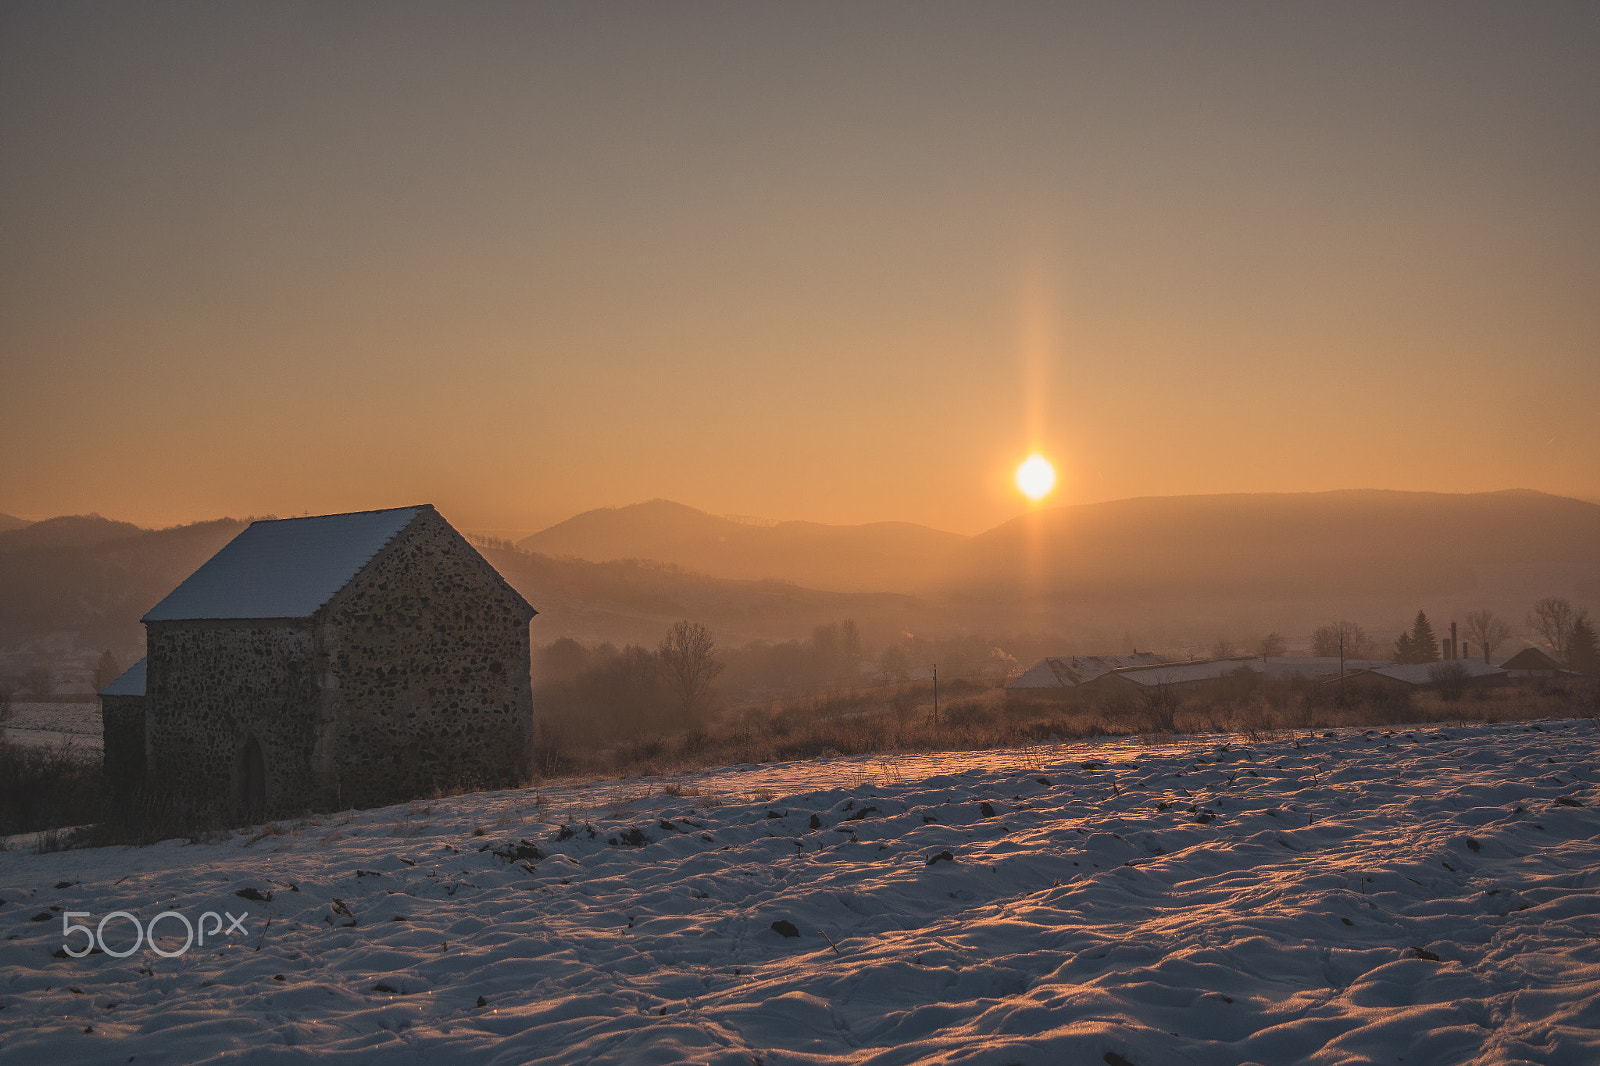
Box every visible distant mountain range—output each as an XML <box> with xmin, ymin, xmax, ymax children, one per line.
<box><xmin>0</xmin><ymin>516</ymin><xmax>250</xmax><ymax>651</ymax></box>
<box><xmin>516</xmin><ymin>490</ymin><xmax>1599</xmax><ymax>647</ymax></box>
<box><xmin>518</xmin><ymin>499</ymin><xmax>965</xmax><ymax>593</ymax></box>
<box><xmin>950</xmin><ymin>488</ymin><xmax>1599</xmax><ymax>597</ymax></box>
<box><xmin>2</xmin><ymin>490</ymin><xmax>1595</xmax><ymax>667</ymax></box>
<box><xmin>521</xmin><ymin>490</ymin><xmax>1598</xmax><ymax>600</ymax></box>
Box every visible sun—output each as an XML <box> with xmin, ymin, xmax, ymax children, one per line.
<box><xmin>1015</xmin><ymin>453</ymin><xmax>1057</xmax><ymax>501</ymax></box>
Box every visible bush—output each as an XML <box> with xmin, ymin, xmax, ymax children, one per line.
<box><xmin>943</xmin><ymin>698</ymin><xmax>991</xmax><ymax>728</ymax></box>
<box><xmin>1141</xmin><ymin>683</ymin><xmax>1179</xmax><ymax>733</ymax></box>
<box><xmin>0</xmin><ymin>739</ymin><xmax>103</xmax><ymax>837</ymax></box>
<box><xmin>76</xmin><ymin>789</ymin><xmax>248</xmax><ymax>848</ymax></box>
<box><xmin>1429</xmin><ymin>661</ymin><xmax>1470</xmax><ymax>702</ymax></box>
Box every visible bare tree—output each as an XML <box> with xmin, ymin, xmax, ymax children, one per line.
<box><xmin>658</xmin><ymin>621</ymin><xmax>725</xmax><ymax>724</ymax></box>
<box><xmin>1311</xmin><ymin>621</ymin><xmax>1373</xmax><ymax>659</ymax></box>
<box><xmin>1527</xmin><ymin>597</ymin><xmax>1580</xmax><ymax>662</ymax></box>
<box><xmin>1211</xmin><ymin>637</ymin><xmax>1238</xmax><ymax>659</ymax></box>
<box><xmin>1463</xmin><ymin>609</ymin><xmax>1510</xmax><ymax>664</ymax></box>
<box><xmin>1140</xmin><ymin>680</ymin><xmax>1177</xmax><ymax>734</ymax></box>
<box><xmin>1257</xmin><ymin>632</ymin><xmax>1288</xmax><ymax>659</ymax></box>
<box><xmin>877</xmin><ymin>645</ymin><xmax>912</xmax><ymax>682</ymax></box>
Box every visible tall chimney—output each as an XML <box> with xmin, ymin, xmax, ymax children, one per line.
<box><xmin>1450</xmin><ymin>621</ymin><xmax>1458</xmax><ymax>660</ymax></box>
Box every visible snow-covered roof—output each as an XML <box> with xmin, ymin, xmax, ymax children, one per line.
<box><xmin>143</xmin><ymin>507</ymin><xmax>424</xmax><ymax>622</ymax></box>
<box><xmin>1261</xmin><ymin>656</ymin><xmax>1391</xmax><ymax>680</ymax></box>
<box><xmin>1007</xmin><ymin>653</ymin><xmax>1165</xmax><ymax>690</ymax></box>
<box><xmin>1497</xmin><ymin>647</ymin><xmax>1563</xmax><ymax>672</ymax></box>
<box><xmin>1112</xmin><ymin>657</ymin><xmax>1263</xmax><ymax>687</ymax></box>
<box><xmin>1352</xmin><ymin>660</ymin><xmax>1507</xmax><ymax>686</ymax></box>
<box><xmin>99</xmin><ymin>657</ymin><xmax>146</xmax><ymax>698</ymax></box>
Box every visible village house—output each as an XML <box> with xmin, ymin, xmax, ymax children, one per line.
<box><xmin>1006</xmin><ymin>652</ymin><xmax>1402</xmax><ymax>709</ymax></box>
<box><xmin>1089</xmin><ymin>656</ymin><xmax>1267</xmax><ymax>697</ymax></box>
<box><xmin>1005</xmin><ymin>653</ymin><xmax>1167</xmax><ymax>700</ymax></box>
<box><xmin>98</xmin><ymin>505</ymin><xmax>536</xmax><ymax>811</ymax></box>
<box><xmin>1496</xmin><ymin>646</ymin><xmax>1568</xmax><ymax>679</ymax></box>
<box><xmin>1335</xmin><ymin>659</ymin><xmax>1507</xmax><ymax>695</ymax></box>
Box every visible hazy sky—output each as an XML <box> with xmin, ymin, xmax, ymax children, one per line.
<box><xmin>3</xmin><ymin>3</ymin><xmax>1597</xmax><ymax>534</ymax></box>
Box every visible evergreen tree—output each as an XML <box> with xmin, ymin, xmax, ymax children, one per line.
<box><xmin>1393</xmin><ymin>630</ymin><xmax>1416</xmax><ymax>663</ymax></box>
<box><xmin>94</xmin><ymin>650</ymin><xmax>121</xmax><ymax>692</ymax></box>
<box><xmin>1407</xmin><ymin>610</ymin><xmax>1440</xmax><ymax>664</ymax></box>
<box><xmin>1569</xmin><ymin>614</ymin><xmax>1599</xmax><ymax>676</ymax></box>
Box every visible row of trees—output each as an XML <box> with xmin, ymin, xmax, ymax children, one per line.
<box><xmin>1397</xmin><ymin>599</ymin><xmax>1596</xmax><ymax>668</ymax></box>
<box><xmin>1211</xmin><ymin>633</ymin><xmax>1290</xmax><ymax>659</ymax></box>
<box><xmin>718</xmin><ymin>623</ymin><xmax>1016</xmax><ymax>698</ymax></box>
<box><xmin>534</xmin><ymin>621</ymin><xmax>726</xmax><ymax>739</ymax></box>
<box><xmin>717</xmin><ymin>621</ymin><xmax>865</xmax><ymax>697</ymax></box>
<box><xmin>1525</xmin><ymin>597</ymin><xmax>1596</xmax><ymax>669</ymax></box>
<box><xmin>534</xmin><ymin>619</ymin><xmax>1023</xmax><ymax>741</ymax></box>
<box><xmin>0</xmin><ymin>651</ymin><xmax>123</xmax><ymax>707</ymax></box>
<box><xmin>1309</xmin><ymin>597</ymin><xmax>1596</xmax><ymax>672</ymax></box>
<box><xmin>1311</xmin><ymin>621</ymin><xmax>1375</xmax><ymax>659</ymax></box>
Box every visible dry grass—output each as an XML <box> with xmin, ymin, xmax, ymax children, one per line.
<box><xmin>0</xmin><ymin>738</ymin><xmax>103</xmax><ymax>838</ymax></box>
<box><xmin>528</xmin><ymin>675</ymin><xmax>1598</xmax><ymax>784</ymax></box>
<box><xmin>10</xmin><ymin>676</ymin><xmax>1591</xmax><ymax>849</ymax></box>
<box><xmin>243</xmin><ymin>822</ymin><xmax>289</xmax><ymax>846</ymax></box>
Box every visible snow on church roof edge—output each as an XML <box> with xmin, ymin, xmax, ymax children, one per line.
<box><xmin>141</xmin><ymin>506</ymin><xmax>427</xmax><ymax>622</ymax></box>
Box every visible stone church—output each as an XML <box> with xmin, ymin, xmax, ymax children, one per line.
<box><xmin>99</xmin><ymin>505</ymin><xmax>537</xmax><ymax>811</ymax></box>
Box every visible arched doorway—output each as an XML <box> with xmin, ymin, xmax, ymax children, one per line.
<box><xmin>238</xmin><ymin>736</ymin><xmax>267</xmax><ymax>811</ymax></box>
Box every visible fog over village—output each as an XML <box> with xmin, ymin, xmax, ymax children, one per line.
<box><xmin>2</xmin><ymin>5</ymin><xmax>1598</xmax><ymax>1066</ymax></box>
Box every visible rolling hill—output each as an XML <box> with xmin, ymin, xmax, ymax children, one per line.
<box><xmin>0</xmin><ymin>514</ymin><xmax>141</xmax><ymax>553</ymax></box>
<box><xmin>518</xmin><ymin>499</ymin><xmax>965</xmax><ymax>593</ymax></box>
<box><xmin>0</xmin><ymin>518</ymin><xmax>248</xmax><ymax>651</ymax></box>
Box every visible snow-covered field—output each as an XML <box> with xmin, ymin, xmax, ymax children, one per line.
<box><xmin>1</xmin><ymin>702</ymin><xmax>102</xmax><ymax>752</ymax></box>
<box><xmin>2</xmin><ymin>719</ymin><xmax>1598</xmax><ymax>1065</ymax></box>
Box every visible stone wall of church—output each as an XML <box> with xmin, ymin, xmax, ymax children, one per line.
<box><xmin>143</xmin><ymin>622</ymin><xmax>321</xmax><ymax>810</ymax></box>
<box><xmin>316</xmin><ymin>511</ymin><xmax>535</xmax><ymax>809</ymax></box>
<box><xmin>100</xmin><ymin>694</ymin><xmax>147</xmax><ymax>798</ymax></box>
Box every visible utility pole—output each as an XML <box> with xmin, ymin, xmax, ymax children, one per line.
<box><xmin>932</xmin><ymin>664</ymin><xmax>938</xmax><ymax>726</ymax></box>
<box><xmin>1338</xmin><ymin>630</ymin><xmax>1346</xmax><ymax>704</ymax></box>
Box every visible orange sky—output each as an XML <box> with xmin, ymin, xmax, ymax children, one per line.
<box><xmin>3</xmin><ymin>4</ymin><xmax>1597</xmax><ymax>535</ymax></box>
